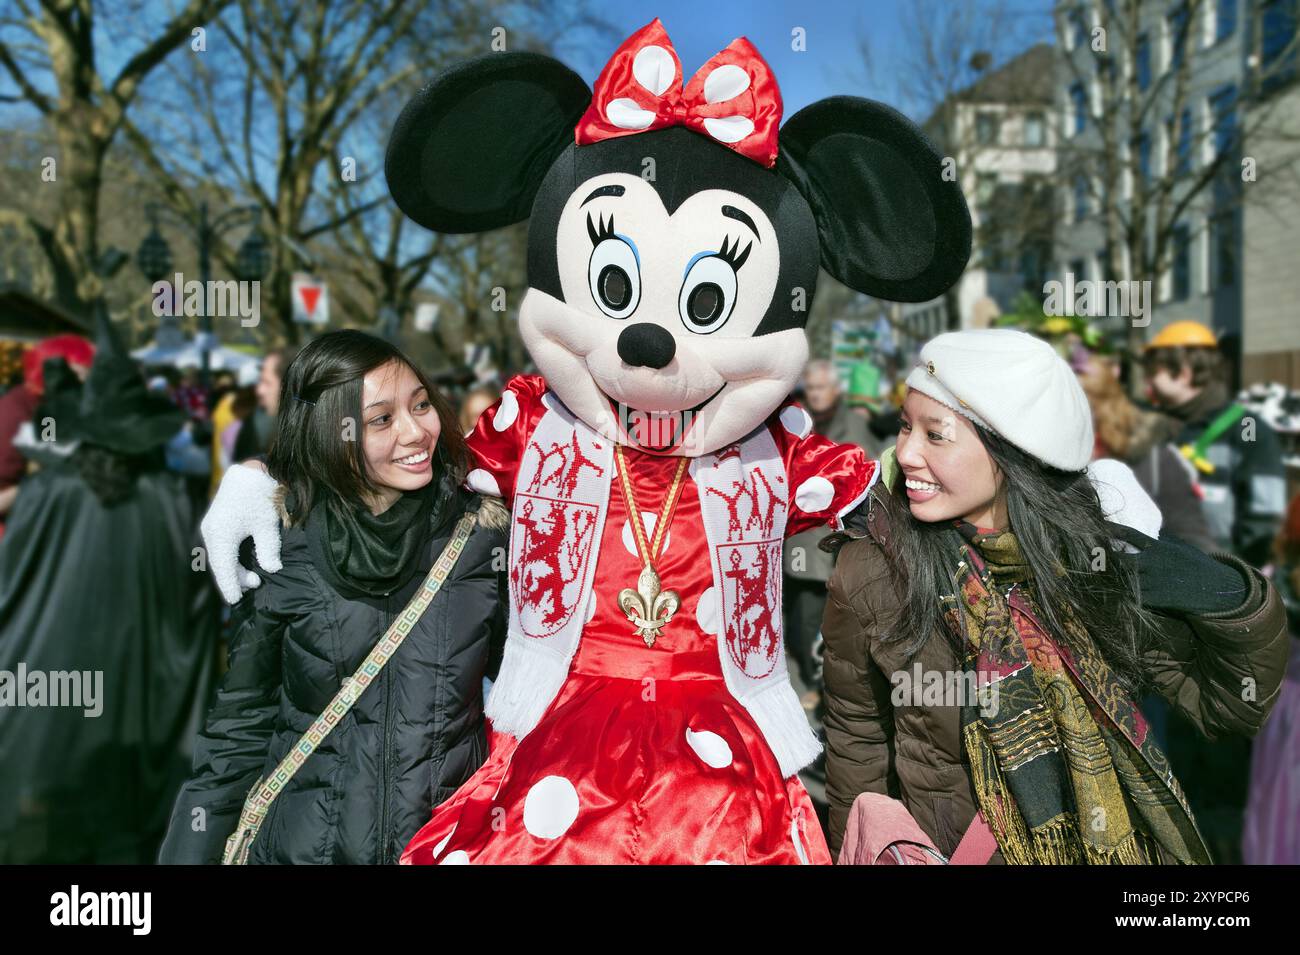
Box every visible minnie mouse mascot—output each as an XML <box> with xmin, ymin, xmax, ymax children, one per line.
<box><xmin>204</xmin><ymin>18</ymin><xmax>971</xmax><ymax>864</ymax></box>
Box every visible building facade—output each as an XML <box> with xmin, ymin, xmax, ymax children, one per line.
<box><xmin>1053</xmin><ymin>0</ymin><xmax>1298</xmax><ymax>361</ymax></box>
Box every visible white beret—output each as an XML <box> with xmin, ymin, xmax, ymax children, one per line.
<box><xmin>904</xmin><ymin>329</ymin><xmax>1094</xmax><ymax>472</ymax></box>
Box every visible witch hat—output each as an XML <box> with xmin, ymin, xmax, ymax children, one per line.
<box><xmin>53</xmin><ymin>302</ymin><xmax>186</xmax><ymax>454</ymax></box>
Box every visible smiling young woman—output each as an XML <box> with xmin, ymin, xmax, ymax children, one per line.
<box><xmin>159</xmin><ymin>330</ymin><xmax>508</xmax><ymax>865</ymax></box>
<box><xmin>822</xmin><ymin>329</ymin><xmax>1290</xmax><ymax>865</ymax></box>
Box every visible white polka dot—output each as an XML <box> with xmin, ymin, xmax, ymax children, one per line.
<box><xmin>607</xmin><ymin>97</ymin><xmax>656</xmax><ymax>130</ymax></box>
<box><xmin>791</xmin><ymin>814</ymin><xmax>810</xmax><ymax>865</ymax></box>
<box><xmin>703</xmin><ymin>114</ymin><xmax>755</xmax><ymax>144</ymax></box>
<box><xmin>523</xmin><ymin>775</ymin><xmax>580</xmax><ymax>840</ymax></box>
<box><xmin>432</xmin><ymin>825</ymin><xmax>457</xmax><ymax>859</ymax></box>
<box><xmin>685</xmin><ymin>728</ymin><xmax>733</xmax><ymax>768</ymax></box>
<box><xmin>585</xmin><ymin>591</ymin><xmax>597</xmax><ymax>623</ymax></box>
<box><xmin>704</xmin><ymin>859</ymin><xmax>730</xmax><ymax>865</ymax></box>
<box><xmin>703</xmin><ymin>64</ymin><xmax>750</xmax><ymax>103</ymax></box>
<box><xmin>632</xmin><ymin>44</ymin><xmax>675</xmax><ymax>95</ymax></box>
<box><xmin>779</xmin><ymin>405</ymin><xmax>812</xmax><ymax>438</ymax></box>
<box><xmin>794</xmin><ymin>476</ymin><xmax>834</xmax><ymax>512</ymax></box>
<box><xmin>622</xmin><ymin>511</ymin><xmax>670</xmax><ymax>557</ymax></box>
<box><xmin>492</xmin><ymin>390</ymin><xmax>518</xmax><ymax>431</ymax></box>
<box><xmin>440</xmin><ymin>850</ymin><xmax>470</xmax><ymax>865</ymax></box>
<box><xmin>466</xmin><ymin>468</ymin><xmax>500</xmax><ymax>497</ymax></box>
<box><xmin>695</xmin><ymin>587</ymin><xmax>720</xmax><ymax>635</ymax></box>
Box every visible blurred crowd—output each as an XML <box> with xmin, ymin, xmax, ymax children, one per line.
<box><xmin>0</xmin><ymin>316</ymin><xmax>1296</xmax><ymax>864</ymax></box>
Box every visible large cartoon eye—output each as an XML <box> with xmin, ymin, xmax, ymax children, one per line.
<box><xmin>678</xmin><ymin>253</ymin><xmax>738</xmax><ymax>334</ymax></box>
<box><xmin>588</xmin><ymin>236</ymin><xmax>641</xmax><ymax>319</ymax></box>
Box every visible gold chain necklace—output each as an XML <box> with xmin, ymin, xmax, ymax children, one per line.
<box><xmin>614</xmin><ymin>444</ymin><xmax>688</xmax><ymax>648</ymax></box>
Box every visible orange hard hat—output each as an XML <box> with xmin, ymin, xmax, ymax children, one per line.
<box><xmin>1144</xmin><ymin>320</ymin><xmax>1217</xmax><ymax>351</ymax></box>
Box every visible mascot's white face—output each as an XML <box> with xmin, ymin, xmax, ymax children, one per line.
<box><xmin>520</xmin><ymin>172</ymin><xmax>807</xmax><ymax>458</ymax></box>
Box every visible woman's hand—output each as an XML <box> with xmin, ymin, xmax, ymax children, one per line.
<box><xmin>1107</xmin><ymin>523</ymin><xmax>1248</xmax><ymax>615</ymax></box>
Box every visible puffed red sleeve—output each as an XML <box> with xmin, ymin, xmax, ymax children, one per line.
<box><xmin>771</xmin><ymin>403</ymin><xmax>879</xmax><ymax>538</ymax></box>
<box><xmin>462</xmin><ymin>374</ymin><xmax>550</xmax><ymax>508</ymax></box>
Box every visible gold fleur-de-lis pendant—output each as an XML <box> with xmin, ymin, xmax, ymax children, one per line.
<box><xmin>618</xmin><ymin>561</ymin><xmax>680</xmax><ymax>648</ymax></box>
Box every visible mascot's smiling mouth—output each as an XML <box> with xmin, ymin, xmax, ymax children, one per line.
<box><xmin>600</xmin><ymin>383</ymin><xmax>726</xmax><ymax>453</ymax></box>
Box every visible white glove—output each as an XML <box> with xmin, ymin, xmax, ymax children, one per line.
<box><xmin>1088</xmin><ymin>458</ymin><xmax>1162</xmax><ymax>553</ymax></box>
<box><xmin>201</xmin><ymin>463</ymin><xmax>284</xmax><ymax>604</ymax></box>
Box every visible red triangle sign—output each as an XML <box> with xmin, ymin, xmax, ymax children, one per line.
<box><xmin>299</xmin><ymin>285</ymin><xmax>321</xmax><ymax>315</ymax></box>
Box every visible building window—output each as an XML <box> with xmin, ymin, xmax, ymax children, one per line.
<box><xmin>1070</xmin><ymin>83</ymin><xmax>1087</xmax><ymax>134</ymax></box>
<box><xmin>1074</xmin><ymin>176</ymin><xmax>1090</xmax><ymax>221</ymax></box>
<box><xmin>1170</xmin><ymin>108</ymin><xmax>1193</xmax><ymax>173</ymax></box>
<box><xmin>1259</xmin><ymin>0</ymin><xmax>1299</xmax><ymax>92</ymax></box>
<box><xmin>1216</xmin><ymin>0</ymin><xmax>1238</xmax><ymax>42</ymax></box>
<box><xmin>1096</xmin><ymin>54</ymin><xmax>1117</xmax><ymax>87</ymax></box>
<box><xmin>1024</xmin><ymin>111</ymin><xmax>1046</xmax><ymax>146</ymax></box>
<box><xmin>1209</xmin><ymin>84</ymin><xmax>1238</xmax><ymax>155</ymax></box>
<box><xmin>1138</xmin><ymin>130</ymin><xmax>1152</xmax><ymax>181</ymax></box>
<box><xmin>976</xmin><ymin>172</ymin><xmax>998</xmax><ymax>205</ymax></box>
<box><xmin>1136</xmin><ymin>33</ymin><xmax>1152</xmax><ymax>90</ymax></box>
<box><xmin>1069</xmin><ymin>258</ymin><xmax>1086</xmax><ymax>282</ymax></box>
<box><xmin>1168</xmin><ymin>3</ymin><xmax>1192</xmax><ymax>70</ymax></box>
<box><xmin>1211</xmin><ymin>212</ymin><xmax>1237</xmax><ymax>287</ymax></box>
<box><xmin>1171</xmin><ymin>223</ymin><xmax>1192</xmax><ymax>301</ymax></box>
<box><xmin>1068</xmin><ymin>5</ymin><xmax>1089</xmax><ymax>49</ymax></box>
<box><xmin>975</xmin><ymin>112</ymin><xmax>1000</xmax><ymax>146</ymax></box>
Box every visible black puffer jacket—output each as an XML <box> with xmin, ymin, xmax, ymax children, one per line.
<box><xmin>159</xmin><ymin>494</ymin><xmax>507</xmax><ymax>864</ymax></box>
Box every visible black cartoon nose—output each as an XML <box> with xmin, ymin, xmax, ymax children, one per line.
<box><xmin>617</xmin><ymin>323</ymin><xmax>676</xmax><ymax>369</ymax></box>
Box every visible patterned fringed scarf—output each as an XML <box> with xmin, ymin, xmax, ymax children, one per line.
<box><xmin>942</xmin><ymin>524</ymin><xmax>1211</xmax><ymax>865</ymax></box>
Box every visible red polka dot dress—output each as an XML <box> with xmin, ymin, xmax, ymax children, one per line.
<box><xmin>401</xmin><ymin>375</ymin><xmax>874</xmax><ymax>865</ymax></box>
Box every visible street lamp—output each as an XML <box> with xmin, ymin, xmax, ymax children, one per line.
<box><xmin>134</xmin><ymin>200</ymin><xmax>270</xmax><ymax>386</ymax></box>
<box><xmin>234</xmin><ymin>228</ymin><xmax>270</xmax><ymax>283</ymax></box>
<box><xmin>136</xmin><ymin>211</ymin><xmax>172</xmax><ymax>284</ymax></box>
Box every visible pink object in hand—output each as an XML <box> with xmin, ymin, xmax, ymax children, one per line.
<box><xmin>836</xmin><ymin>791</ymin><xmax>998</xmax><ymax>865</ymax></box>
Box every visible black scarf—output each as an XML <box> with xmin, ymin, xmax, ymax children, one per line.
<box><xmin>1168</xmin><ymin>381</ymin><xmax>1229</xmax><ymax>427</ymax></box>
<box><xmin>305</xmin><ymin>476</ymin><xmax>454</xmax><ymax>600</ymax></box>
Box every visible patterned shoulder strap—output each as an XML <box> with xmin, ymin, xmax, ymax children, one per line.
<box><xmin>222</xmin><ymin>511</ymin><xmax>477</xmax><ymax>864</ymax></box>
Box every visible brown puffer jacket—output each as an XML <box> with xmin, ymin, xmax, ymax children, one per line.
<box><xmin>822</xmin><ymin>482</ymin><xmax>1289</xmax><ymax>863</ymax></box>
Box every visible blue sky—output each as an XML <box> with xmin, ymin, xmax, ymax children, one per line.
<box><xmin>2</xmin><ymin>1</ymin><xmax>1058</xmax><ymax>129</ymax></box>
<box><xmin>558</xmin><ymin>0</ymin><xmax>1058</xmax><ymax>121</ymax></box>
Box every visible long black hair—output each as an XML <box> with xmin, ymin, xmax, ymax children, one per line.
<box><xmin>266</xmin><ymin>330</ymin><xmax>469</xmax><ymax>527</ymax></box>
<box><xmin>881</xmin><ymin>424</ymin><xmax>1159</xmax><ymax>694</ymax></box>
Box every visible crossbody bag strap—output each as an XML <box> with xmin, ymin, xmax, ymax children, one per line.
<box><xmin>222</xmin><ymin>510</ymin><xmax>477</xmax><ymax>864</ymax></box>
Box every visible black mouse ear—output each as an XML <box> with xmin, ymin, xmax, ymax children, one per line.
<box><xmin>386</xmin><ymin>52</ymin><xmax>591</xmax><ymax>234</ymax></box>
<box><xmin>778</xmin><ymin>96</ymin><xmax>971</xmax><ymax>302</ymax></box>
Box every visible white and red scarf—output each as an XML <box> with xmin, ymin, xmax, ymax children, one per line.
<box><xmin>479</xmin><ymin>385</ymin><xmax>874</xmax><ymax>778</ymax></box>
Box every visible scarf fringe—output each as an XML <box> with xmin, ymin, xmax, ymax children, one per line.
<box><xmin>485</xmin><ymin>632</ymin><xmax>571</xmax><ymax>739</ymax></box>
<box><xmin>739</xmin><ymin>679</ymin><xmax>823</xmax><ymax>778</ymax></box>
<box><xmin>965</xmin><ymin>722</ymin><xmax>1152</xmax><ymax>865</ymax></box>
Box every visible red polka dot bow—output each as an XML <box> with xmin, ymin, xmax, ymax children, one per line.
<box><xmin>575</xmin><ymin>18</ymin><xmax>784</xmax><ymax>168</ymax></box>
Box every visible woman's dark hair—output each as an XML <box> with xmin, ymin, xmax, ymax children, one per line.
<box><xmin>882</xmin><ymin>425</ymin><xmax>1158</xmax><ymax>694</ymax></box>
<box><xmin>265</xmin><ymin>330</ymin><xmax>469</xmax><ymax>526</ymax></box>
<box><xmin>72</xmin><ymin>444</ymin><xmax>163</xmax><ymax>507</ymax></box>
<box><xmin>230</xmin><ymin>385</ymin><xmax>258</xmax><ymax>419</ymax></box>
<box><xmin>1142</xmin><ymin>345</ymin><xmax>1222</xmax><ymax>390</ymax></box>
